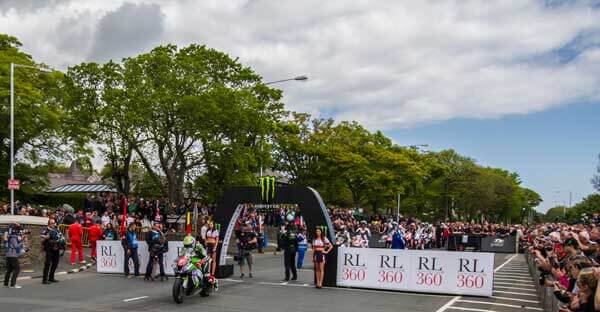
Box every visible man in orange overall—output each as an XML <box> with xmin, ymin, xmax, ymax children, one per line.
<box><xmin>68</xmin><ymin>219</ymin><xmax>85</xmax><ymax>265</ymax></box>
<box><xmin>88</xmin><ymin>220</ymin><xmax>103</xmax><ymax>262</ymax></box>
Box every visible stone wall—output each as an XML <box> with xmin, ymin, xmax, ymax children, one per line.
<box><xmin>0</xmin><ymin>216</ymin><xmax>48</xmax><ymax>270</ymax></box>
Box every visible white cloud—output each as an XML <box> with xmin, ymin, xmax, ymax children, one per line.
<box><xmin>1</xmin><ymin>0</ymin><xmax>599</xmax><ymax>129</ymax></box>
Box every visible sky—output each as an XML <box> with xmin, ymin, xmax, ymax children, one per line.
<box><xmin>1</xmin><ymin>0</ymin><xmax>599</xmax><ymax>212</ymax></box>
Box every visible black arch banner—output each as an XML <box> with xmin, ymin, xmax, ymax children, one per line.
<box><xmin>213</xmin><ymin>185</ymin><xmax>337</xmax><ymax>287</ymax></box>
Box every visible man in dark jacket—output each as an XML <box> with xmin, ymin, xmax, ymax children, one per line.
<box><xmin>41</xmin><ymin>219</ymin><xmax>63</xmax><ymax>285</ymax></box>
<box><xmin>281</xmin><ymin>222</ymin><xmax>298</xmax><ymax>281</ymax></box>
<box><xmin>144</xmin><ymin>224</ymin><xmax>168</xmax><ymax>281</ymax></box>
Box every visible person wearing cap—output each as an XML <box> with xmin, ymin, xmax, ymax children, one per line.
<box><xmin>3</xmin><ymin>223</ymin><xmax>25</xmax><ymax>288</ymax></box>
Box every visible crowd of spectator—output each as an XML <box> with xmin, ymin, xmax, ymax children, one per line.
<box><xmin>529</xmin><ymin>217</ymin><xmax>600</xmax><ymax>312</ymax></box>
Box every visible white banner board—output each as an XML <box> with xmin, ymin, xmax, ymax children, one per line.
<box><xmin>336</xmin><ymin>247</ymin><xmax>494</xmax><ymax>296</ymax></box>
<box><xmin>96</xmin><ymin>240</ymin><xmax>184</xmax><ymax>276</ymax></box>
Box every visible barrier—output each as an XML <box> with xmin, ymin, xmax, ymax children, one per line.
<box><xmin>96</xmin><ymin>240</ymin><xmax>184</xmax><ymax>275</ymax></box>
<box><xmin>58</xmin><ymin>224</ymin><xmax>147</xmax><ymax>247</ymax></box>
<box><xmin>526</xmin><ymin>253</ymin><xmax>561</xmax><ymax>312</ymax></box>
<box><xmin>337</xmin><ymin>247</ymin><xmax>494</xmax><ymax>296</ymax></box>
<box><xmin>480</xmin><ymin>236</ymin><xmax>517</xmax><ymax>253</ymax></box>
<box><xmin>446</xmin><ymin>234</ymin><xmax>518</xmax><ymax>253</ymax></box>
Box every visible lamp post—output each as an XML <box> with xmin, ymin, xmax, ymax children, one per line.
<box><xmin>259</xmin><ymin>75</ymin><xmax>308</xmax><ymax>178</ymax></box>
<box><xmin>9</xmin><ymin>63</ymin><xmax>52</xmax><ymax>214</ymax></box>
<box><xmin>555</xmin><ymin>190</ymin><xmax>573</xmax><ymax>220</ymax></box>
<box><xmin>264</xmin><ymin>75</ymin><xmax>308</xmax><ymax>85</ymax></box>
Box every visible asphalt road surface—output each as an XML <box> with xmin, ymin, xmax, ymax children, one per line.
<box><xmin>1</xmin><ymin>252</ymin><xmax>541</xmax><ymax>312</ymax></box>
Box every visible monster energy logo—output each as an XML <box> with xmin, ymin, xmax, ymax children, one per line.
<box><xmin>259</xmin><ymin>176</ymin><xmax>276</xmax><ymax>203</ymax></box>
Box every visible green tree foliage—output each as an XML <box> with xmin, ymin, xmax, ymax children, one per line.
<box><xmin>592</xmin><ymin>154</ymin><xmax>600</xmax><ymax>192</ymax></box>
<box><xmin>545</xmin><ymin>206</ymin><xmax>569</xmax><ymax>222</ymax></box>
<box><xmin>567</xmin><ymin>194</ymin><xmax>600</xmax><ymax>223</ymax></box>
<box><xmin>0</xmin><ymin>34</ymin><xmax>78</xmax><ymax>200</ymax></box>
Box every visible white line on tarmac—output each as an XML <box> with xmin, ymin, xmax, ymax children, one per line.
<box><xmin>489</xmin><ymin>296</ymin><xmax>540</xmax><ymax>303</ymax></box>
<box><xmin>494</xmin><ymin>273</ymin><xmax>531</xmax><ymax>277</ymax></box>
<box><xmin>437</xmin><ymin>254</ymin><xmax>521</xmax><ymax>312</ymax></box>
<box><xmin>435</xmin><ymin>296</ymin><xmax>461</xmax><ymax>312</ymax></box>
<box><xmin>123</xmin><ymin>296</ymin><xmax>149</xmax><ymax>302</ymax></box>
<box><xmin>457</xmin><ymin>300</ymin><xmax>542</xmax><ymax>311</ymax></box>
<box><xmin>221</xmin><ymin>278</ymin><xmax>244</xmax><ymax>283</ymax></box>
<box><xmin>493</xmin><ymin>290</ymin><xmax>538</xmax><ymax>297</ymax></box>
<box><xmin>493</xmin><ymin>286</ymin><xmax>537</xmax><ymax>292</ymax></box>
<box><xmin>494</xmin><ymin>254</ymin><xmax>519</xmax><ymax>272</ymax></box>
<box><xmin>446</xmin><ymin>307</ymin><xmax>496</xmax><ymax>312</ymax></box>
<box><xmin>493</xmin><ymin>281</ymin><xmax>535</xmax><ymax>287</ymax></box>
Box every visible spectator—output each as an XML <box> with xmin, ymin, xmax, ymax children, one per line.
<box><xmin>297</xmin><ymin>228</ymin><xmax>308</xmax><ymax>269</ymax></box>
<box><xmin>88</xmin><ymin>220</ymin><xmax>103</xmax><ymax>262</ymax></box>
<box><xmin>122</xmin><ymin>223</ymin><xmax>140</xmax><ymax>278</ymax></box>
<box><xmin>103</xmin><ymin>223</ymin><xmax>117</xmax><ymax>240</ymax></box>
<box><xmin>3</xmin><ymin>223</ymin><xmax>25</xmax><ymax>289</ymax></box>
<box><xmin>236</xmin><ymin>221</ymin><xmax>257</xmax><ymax>278</ymax></box>
<box><xmin>41</xmin><ymin>219</ymin><xmax>63</xmax><ymax>285</ymax></box>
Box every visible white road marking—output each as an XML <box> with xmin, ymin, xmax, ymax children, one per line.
<box><xmin>494</xmin><ymin>273</ymin><xmax>531</xmax><ymax>277</ymax></box>
<box><xmin>446</xmin><ymin>307</ymin><xmax>496</xmax><ymax>312</ymax></box>
<box><xmin>435</xmin><ymin>296</ymin><xmax>461</xmax><ymax>312</ymax></box>
<box><xmin>258</xmin><ymin>281</ymin><xmax>453</xmax><ymax>297</ymax></box>
<box><xmin>494</xmin><ymin>254</ymin><xmax>519</xmax><ymax>272</ymax></box>
<box><xmin>489</xmin><ymin>296</ymin><xmax>540</xmax><ymax>303</ymax></box>
<box><xmin>457</xmin><ymin>300</ymin><xmax>542</xmax><ymax>311</ymax></box>
<box><xmin>221</xmin><ymin>278</ymin><xmax>244</xmax><ymax>283</ymax></box>
<box><xmin>493</xmin><ymin>290</ymin><xmax>538</xmax><ymax>297</ymax></box>
<box><xmin>493</xmin><ymin>281</ymin><xmax>536</xmax><ymax>287</ymax></box>
<box><xmin>123</xmin><ymin>296</ymin><xmax>149</xmax><ymax>302</ymax></box>
<box><xmin>493</xmin><ymin>286</ymin><xmax>537</xmax><ymax>292</ymax></box>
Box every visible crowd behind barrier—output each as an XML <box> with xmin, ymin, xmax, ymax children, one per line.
<box><xmin>525</xmin><ymin>218</ymin><xmax>600</xmax><ymax>312</ymax></box>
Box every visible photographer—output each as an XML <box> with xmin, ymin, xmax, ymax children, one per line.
<box><xmin>236</xmin><ymin>221</ymin><xmax>257</xmax><ymax>278</ymax></box>
<box><xmin>144</xmin><ymin>224</ymin><xmax>168</xmax><ymax>281</ymax></box>
<box><xmin>41</xmin><ymin>218</ymin><xmax>64</xmax><ymax>285</ymax></box>
<box><xmin>3</xmin><ymin>223</ymin><xmax>26</xmax><ymax>289</ymax></box>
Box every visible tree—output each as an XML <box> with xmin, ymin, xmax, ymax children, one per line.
<box><xmin>0</xmin><ymin>34</ymin><xmax>78</xmax><ymax>200</ymax></box>
<box><xmin>545</xmin><ymin>206</ymin><xmax>568</xmax><ymax>222</ymax></box>
<box><xmin>592</xmin><ymin>154</ymin><xmax>600</xmax><ymax>192</ymax></box>
<box><xmin>567</xmin><ymin>194</ymin><xmax>600</xmax><ymax>222</ymax></box>
<box><xmin>122</xmin><ymin>44</ymin><xmax>283</xmax><ymax>206</ymax></box>
<box><xmin>65</xmin><ymin>61</ymin><xmax>139</xmax><ymax>195</ymax></box>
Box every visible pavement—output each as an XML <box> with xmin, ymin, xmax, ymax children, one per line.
<box><xmin>1</xmin><ymin>252</ymin><xmax>542</xmax><ymax>312</ymax></box>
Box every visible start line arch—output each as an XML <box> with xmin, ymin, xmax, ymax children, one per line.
<box><xmin>213</xmin><ymin>185</ymin><xmax>338</xmax><ymax>287</ymax></box>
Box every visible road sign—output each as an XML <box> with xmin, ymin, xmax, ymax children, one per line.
<box><xmin>8</xmin><ymin>179</ymin><xmax>20</xmax><ymax>190</ymax></box>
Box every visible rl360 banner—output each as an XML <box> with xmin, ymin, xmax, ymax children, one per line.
<box><xmin>336</xmin><ymin>247</ymin><xmax>494</xmax><ymax>296</ymax></box>
<box><xmin>96</xmin><ymin>240</ymin><xmax>184</xmax><ymax>275</ymax></box>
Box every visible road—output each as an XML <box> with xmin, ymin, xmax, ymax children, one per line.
<box><xmin>1</xmin><ymin>252</ymin><xmax>541</xmax><ymax>312</ymax></box>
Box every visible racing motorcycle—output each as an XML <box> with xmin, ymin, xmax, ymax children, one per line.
<box><xmin>171</xmin><ymin>250</ymin><xmax>216</xmax><ymax>304</ymax></box>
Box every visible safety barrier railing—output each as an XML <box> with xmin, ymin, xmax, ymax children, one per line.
<box><xmin>526</xmin><ymin>252</ymin><xmax>561</xmax><ymax>312</ymax></box>
<box><xmin>57</xmin><ymin>224</ymin><xmax>149</xmax><ymax>247</ymax></box>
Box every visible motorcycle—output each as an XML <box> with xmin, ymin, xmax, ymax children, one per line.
<box><xmin>171</xmin><ymin>250</ymin><xmax>216</xmax><ymax>304</ymax></box>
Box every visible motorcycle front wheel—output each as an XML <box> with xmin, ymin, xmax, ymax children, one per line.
<box><xmin>172</xmin><ymin>278</ymin><xmax>184</xmax><ymax>304</ymax></box>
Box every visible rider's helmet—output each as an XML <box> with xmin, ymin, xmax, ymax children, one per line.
<box><xmin>183</xmin><ymin>235</ymin><xmax>195</xmax><ymax>248</ymax></box>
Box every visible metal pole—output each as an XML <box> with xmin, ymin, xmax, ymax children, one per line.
<box><xmin>396</xmin><ymin>193</ymin><xmax>400</xmax><ymax>222</ymax></box>
<box><xmin>10</xmin><ymin>63</ymin><xmax>14</xmax><ymax>215</ymax></box>
<box><xmin>569</xmin><ymin>191</ymin><xmax>572</xmax><ymax>208</ymax></box>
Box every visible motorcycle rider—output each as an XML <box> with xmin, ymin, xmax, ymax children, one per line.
<box><xmin>181</xmin><ymin>235</ymin><xmax>217</xmax><ymax>291</ymax></box>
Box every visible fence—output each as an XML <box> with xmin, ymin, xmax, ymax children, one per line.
<box><xmin>525</xmin><ymin>252</ymin><xmax>561</xmax><ymax>312</ymax></box>
<box><xmin>57</xmin><ymin>224</ymin><xmax>147</xmax><ymax>247</ymax></box>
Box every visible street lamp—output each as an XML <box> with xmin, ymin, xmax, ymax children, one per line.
<box><xmin>555</xmin><ymin>190</ymin><xmax>573</xmax><ymax>220</ymax></box>
<box><xmin>259</xmin><ymin>75</ymin><xmax>308</xmax><ymax>177</ymax></box>
<box><xmin>264</xmin><ymin>75</ymin><xmax>308</xmax><ymax>85</ymax></box>
<box><xmin>9</xmin><ymin>63</ymin><xmax>52</xmax><ymax>214</ymax></box>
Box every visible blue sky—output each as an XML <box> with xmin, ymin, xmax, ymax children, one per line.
<box><xmin>2</xmin><ymin>1</ymin><xmax>600</xmax><ymax>213</ymax></box>
<box><xmin>390</xmin><ymin>101</ymin><xmax>600</xmax><ymax>213</ymax></box>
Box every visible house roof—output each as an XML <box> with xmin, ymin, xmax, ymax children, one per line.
<box><xmin>46</xmin><ymin>183</ymin><xmax>117</xmax><ymax>193</ymax></box>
